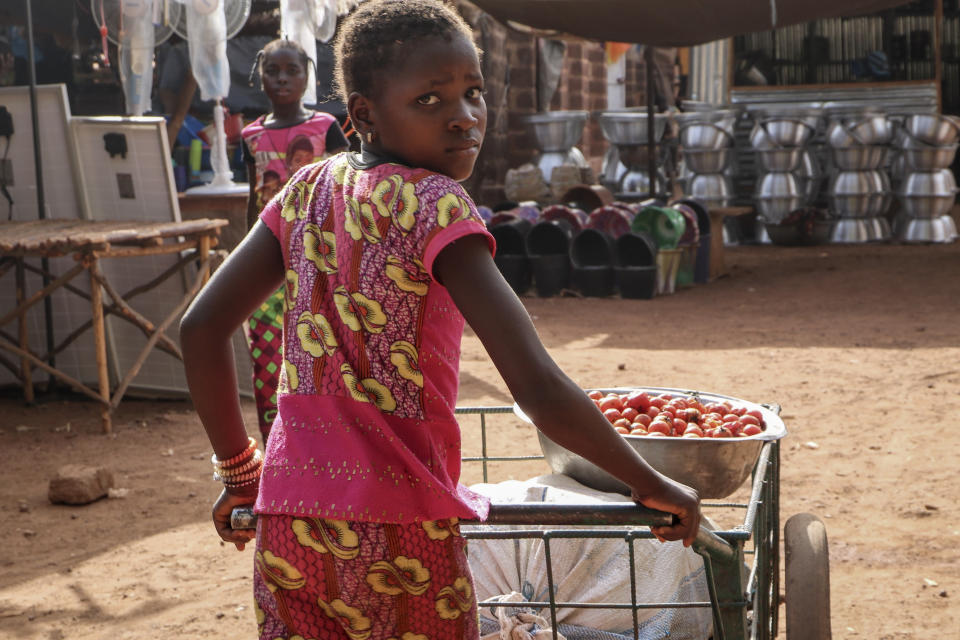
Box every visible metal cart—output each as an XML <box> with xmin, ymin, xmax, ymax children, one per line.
<box><xmin>233</xmin><ymin>402</ymin><xmax>830</xmax><ymax>640</ymax></box>
<box><xmin>453</xmin><ymin>405</ymin><xmax>831</xmax><ymax>640</ymax></box>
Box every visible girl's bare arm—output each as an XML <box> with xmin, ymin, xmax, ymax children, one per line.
<box><xmin>180</xmin><ymin>222</ymin><xmax>284</xmax><ymax>459</ymax></box>
<box><xmin>434</xmin><ymin>234</ymin><xmax>700</xmax><ymax>545</ymax></box>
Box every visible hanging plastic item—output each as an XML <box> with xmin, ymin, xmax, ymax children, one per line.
<box><xmin>314</xmin><ymin>0</ymin><xmax>338</xmax><ymax>43</ymax></box>
<box><xmin>179</xmin><ymin>0</ymin><xmax>232</xmax><ymax>189</ymax></box>
<box><xmin>118</xmin><ymin>0</ymin><xmax>156</xmax><ymax>116</ymax></box>
<box><xmin>280</xmin><ymin>0</ymin><xmax>318</xmax><ymax>105</ymax></box>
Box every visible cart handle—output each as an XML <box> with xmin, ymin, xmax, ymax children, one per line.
<box><xmin>230</xmin><ymin>505</ymin><xmax>734</xmax><ymax>561</ymax></box>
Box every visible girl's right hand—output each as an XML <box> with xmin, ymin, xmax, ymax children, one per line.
<box><xmin>212</xmin><ymin>484</ymin><xmax>259</xmax><ymax>551</ymax></box>
<box><xmin>631</xmin><ymin>477</ymin><xmax>701</xmax><ymax>547</ymax></box>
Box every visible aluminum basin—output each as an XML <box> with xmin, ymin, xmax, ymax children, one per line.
<box><xmin>516</xmin><ymin>387</ymin><xmax>787</xmax><ymax>499</ymax></box>
<box><xmin>524</xmin><ymin>111</ymin><xmax>589</xmax><ymax>152</ymax></box>
<box><xmin>599</xmin><ymin>111</ymin><xmax>668</xmax><ymax>146</ymax></box>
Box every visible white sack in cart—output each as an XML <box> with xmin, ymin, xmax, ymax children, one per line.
<box><xmin>465</xmin><ymin>474</ymin><xmax>712</xmax><ymax>640</ymax></box>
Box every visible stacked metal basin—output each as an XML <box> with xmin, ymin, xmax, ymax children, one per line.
<box><xmin>750</xmin><ymin>110</ymin><xmax>819</xmax><ymax>240</ymax></box>
<box><xmin>523</xmin><ymin>111</ymin><xmax>590</xmax><ymax>186</ymax></box>
<box><xmin>598</xmin><ymin>110</ymin><xmax>669</xmax><ymax>197</ymax></box>
<box><xmin>891</xmin><ymin>114</ymin><xmax>960</xmax><ymax>243</ymax></box>
<box><xmin>676</xmin><ymin>109</ymin><xmax>738</xmax><ymax>211</ymax></box>
<box><xmin>824</xmin><ymin>107</ymin><xmax>894</xmax><ymax>242</ymax></box>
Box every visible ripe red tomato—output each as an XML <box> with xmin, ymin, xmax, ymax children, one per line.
<box><xmin>672</xmin><ymin>418</ymin><xmax>688</xmax><ymax>432</ymax></box>
<box><xmin>649</xmin><ymin>396</ymin><xmax>667</xmax><ymax>409</ymax></box>
<box><xmin>667</xmin><ymin>398</ymin><xmax>689</xmax><ymax>411</ymax></box>
<box><xmin>633</xmin><ymin>413</ymin><xmax>652</xmax><ymax>427</ymax></box>
<box><xmin>682</xmin><ymin>408</ymin><xmax>701</xmax><ymax>423</ymax></box>
<box><xmin>722</xmin><ymin>413</ymin><xmax>740</xmax><ymax>423</ymax></box>
<box><xmin>624</xmin><ymin>391</ymin><xmax>651</xmax><ymax>411</ymax></box>
<box><xmin>629</xmin><ymin>427</ymin><xmax>648</xmax><ymax>436</ymax></box>
<box><xmin>647</xmin><ymin>406</ymin><xmax>661</xmax><ymax>418</ymax></box>
<box><xmin>603</xmin><ymin>408</ymin><xmax>623</xmax><ymax>423</ymax></box>
<box><xmin>614</xmin><ymin>425</ymin><xmax>630</xmax><ymax>434</ymax></box>
<box><xmin>599</xmin><ymin>395</ymin><xmax>624</xmax><ymax>412</ymax></box>
<box><xmin>621</xmin><ymin>407</ymin><xmax>640</xmax><ymax>423</ymax></box>
<box><xmin>613</xmin><ymin>418</ymin><xmax>632</xmax><ymax>430</ymax></box>
<box><xmin>587</xmin><ymin>390</ymin><xmax>604</xmax><ymax>401</ymax></box>
<box><xmin>659</xmin><ymin>409</ymin><xmax>675</xmax><ymax>422</ymax></box>
<box><xmin>683</xmin><ymin>424</ymin><xmax>704</xmax><ymax>437</ymax></box>
<box><xmin>739</xmin><ymin>414</ymin><xmax>760</xmax><ymax>427</ymax></box>
<box><xmin>712</xmin><ymin>425</ymin><xmax>734</xmax><ymax>438</ymax></box>
<box><xmin>742</xmin><ymin>424</ymin><xmax>763</xmax><ymax>436</ymax></box>
<box><xmin>647</xmin><ymin>421</ymin><xmax>671</xmax><ymax>436</ymax></box>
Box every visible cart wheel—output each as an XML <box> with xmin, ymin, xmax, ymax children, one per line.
<box><xmin>784</xmin><ymin>513</ymin><xmax>832</xmax><ymax>640</ymax></box>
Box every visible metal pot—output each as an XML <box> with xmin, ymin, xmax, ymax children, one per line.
<box><xmin>756</xmin><ymin>147</ymin><xmax>803</xmax><ymax>172</ymax></box>
<box><xmin>795</xmin><ymin>150</ymin><xmax>823</xmax><ymax>204</ymax></box>
<box><xmin>828</xmin><ymin>170</ymin><xmax>886</xmax><ymax>218</ymax></box>
<box><xmin>751</xmin><ymin>117</ymin><xmax>814</xmax><ymax>148</ymax></box>
<box><xmin>901</xmin><ymin>113</ymin><xmax>960</xmax><ymax>146</ymax></box>
<box><xmin>682</xmin><ymin>147</ymin><xmax>733</xmax><ymax>173</ymax></box>
<box><xmin>679</xmin><ymin>121</ymin><xmax>734</xmax><ymax>149</ymax></box>
<box><xmin>756</xmin><ymin>171</ymin><xmax>801</xmax><ymax>198</ymax></box>
<box><xmin>830</xmin><ymin>145</ymin><xmax>888</xmax><ymax>171</ymax></box>
<box><xmin>827</xmin><ymin>112</ymin><xmax>893</xmax><ymax>146</ymax></box>
<box><xmin>689</xmin><ymin>173</ymin><xmax>734</xmax><ymax>207</ymax></box>
<box><xmin>898</xmin><ymin>169</ymin><xmax>958</xmax><ymax>218</ymax></box>
<box><xmin>598</xmin><ymin>111</ymin><xmax>668</xmax><ymax>146</ymax></box>
<box><xmin>830</xmin><ymin>218</ymin><xmax>871</xmax><ymax>243</ymax></box>
<box><xmin>900</xmin><ymin>217</ymin><xmax>953</xmax><ymax>242</ymax></box>
<box><xmin>523</xmin><ymin>111</ymin><xmax>589</xmax><ymax>152</ymax></box>
<box><xmin>901</xmin><ymin>142</ymin><xmax>959</xmax><ymax>172</ymax></box>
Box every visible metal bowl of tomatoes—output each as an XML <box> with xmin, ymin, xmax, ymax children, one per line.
<box><xmin>514</xmin><ymin>387</ymin><xmax>787</xmax><ymax>499</ymax></box>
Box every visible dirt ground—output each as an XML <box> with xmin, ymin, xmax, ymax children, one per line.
<box><xmin>1</xmin><ymin>242</ymin><xmax>958</xmax><ymax>640</ymax></box>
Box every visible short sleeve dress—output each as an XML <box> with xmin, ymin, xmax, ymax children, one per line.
<box><xmin>241</xmin><ymin>111</ymin><xmax>347</xmax><ymax>438</ymax></box>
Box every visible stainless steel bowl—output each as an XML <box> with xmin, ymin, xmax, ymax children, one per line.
<box><xmin>682</xmin><ymin>147</ymin><xmax>733</xmax><ymax>173</ymax></box>
<box><xmin>900</xmin><ymin>217</ymin><xmax>953</xmax><ymax>242</ymax></box>
<box><xmin>679</xmin><ymin>121</ymin><xmax>734</xmax><ymax>150</ymax></box>
<box><xmin>827</xmin><ymin>113</ymin><xmax>892</xmax><ymax>146</ymax></box>
<box><xmin>900</xmin><ymin>168</ymin><xmax>957</xmax><ymax>195</ymax></box>
<box><xmin>828</xmin><ymin>170</ymin><xmax>887</xmax><ymax>217</ymax></box>
<box><xmin>902</xmin><ymin>113</ymin><xmax>960</xmax><ymax>146</ymax></box>
<box><xmin>753</xmin><ymin>117</ymin><xmax>815</xmax><ymax>147</ymax></box>
<box><xmin>524</xmin><ymin>111</ymin><xmax>589</xmax><ymax>152</ymax></box>
<box><xmin>755</xmin><ymin>147</ymin><xmax>803</xmax><ymax>172</ymax></box>
<box><xmin>830</xmin><ymin>145</ymin><xmax>888</xmax><ymax>171</ymax></box>
<box><xmin>830</xmin><ymin>218</ymin><xmax>870</xmax><ymax>243</ymax></box>
<box><xmin>689</xmin><ymin>173</ymin><xmax>734</xmax><ymax>205</ymax></box>
<box><xmin>598</xmin><ymin>111</ymin><xmax>669</xmax><ymax>146</ymax></box>
<box><xmin>901</xmin><ymin>143</ymin><xmax>959</xmax><ymax>171</ymax></box>
<box><xmin>756</xmin><ymin>171</ymin><xmax>801</xmax><ymax>198</ymax></box>
<box><xmin>517</xmin><ymin>387</ymin><xmax>787</xmax><ymax>499</ymax></box>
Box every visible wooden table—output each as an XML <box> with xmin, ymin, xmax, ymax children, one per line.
<box><xmin>0</xmin><ymin>218</ymin><xmax>227</xmax><ymax>432</ymax></box>
<box><xmin>708</xmin><ymin>206</ymin><xmax>755</xmax><ymax>281</ymax></box>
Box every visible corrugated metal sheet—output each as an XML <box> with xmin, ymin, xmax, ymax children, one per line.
<box><xmin>689</xmin><ymin>40</ymin><xmax>729</xmax><ymax>105</ymax></box>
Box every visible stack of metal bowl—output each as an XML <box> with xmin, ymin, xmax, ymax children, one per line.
<box><xmin>824</xmin><ymin>107</ymin><xmax>894</xmax><ymax>242</ymax></box>
<box><xmin>523</xmin><ymin>111</ymin><xmax>590</xmax><ymax>187</ymax></box>
<box><xmin>675</xmin><ymin>108</ymin><xmax>739</xmax><ymax>212</ymax></box>
<box><xmin>750</xmin><ymin>110</ymin><xmax>819</xmax><ymax>241</ymax></box>
<box><xmin>598</xmin><ymin>110</ymin><xmax>669</xmax><ymax>197</ymax></box>
<box><xmin>891</xmin><ymin>113</ymin><xmax>960</xmax><ymax>243</ymax></box>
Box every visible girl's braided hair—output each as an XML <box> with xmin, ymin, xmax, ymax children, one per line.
<box><xmin>333</xmin><ymin>0</ymin><xmax>476</xmax><ymax>102</ymax></box>
<box><xmin>248</xmin><ymin>38</ymin><xmax>317</xmax><ymax>89</ymax></box>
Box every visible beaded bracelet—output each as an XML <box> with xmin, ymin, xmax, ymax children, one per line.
<box><xmin>212</xmin><ymin>437</ymin><xmax>257</xmax><ymax>469</ymax></box>
<box><xmin>222</xmin><ymin>471</ymin><xmax>261</xmax><ymax>489</ymax></box>
<box><xmin>220</xmin><ymin>468</ymin><xmax>262</xmax><ymax>485</ymax></box>
<box><xmin>215</xmin><ymin>449</ymin><xmax>263</xmax><ymax>479</ymax></box>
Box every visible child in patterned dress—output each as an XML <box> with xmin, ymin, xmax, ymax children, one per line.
<box><xmin>241</xmin><ymin>38</ymin><xmax>350</xmax><ymax>442</ymax></box>
<box><xmin>180</xmin><ymin>2</ymin><xmax>701</xmax><ymax>639</ymax></box>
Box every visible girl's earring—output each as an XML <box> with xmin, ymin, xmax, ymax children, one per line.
<box><xmin>365</xmin><ymin>130</ymin><xmax>376</xmax><ymax>144</ymax></box>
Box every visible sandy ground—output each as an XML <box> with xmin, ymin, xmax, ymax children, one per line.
<box><xmin>1</xmin><ymin>242</ymin><xmax>958</xmax><ymax>640</ymax></box>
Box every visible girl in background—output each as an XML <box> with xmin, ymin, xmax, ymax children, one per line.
<box><xmin>241</xmin><ymin>38</ymin><xmax>349</xmax><ymax>442</ymax></box>
<box><xmin>181</xmin><ymin>2</ymin><xmax>700</xmax><ymax>639</ymax></box>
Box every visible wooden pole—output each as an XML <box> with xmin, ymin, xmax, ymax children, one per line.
<box><xmin>645</xmin><ymin>45</ymin><xmax>658</xmax><ymax>196</ymax></box>
<box><xmin>15</xmin><ymin>258</ymin><xmax>34</xmax><ymax>404</ymax></box>
<box><xmin>88</xmin><ymin>256</ymin><xmax>112</xmax><ymax>433</ymax></box>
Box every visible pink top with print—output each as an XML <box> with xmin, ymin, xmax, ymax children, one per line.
<box><xmin>254</xmin><ymin>153</ymin><xmax>494</xmax><ymax>524</ymax></box>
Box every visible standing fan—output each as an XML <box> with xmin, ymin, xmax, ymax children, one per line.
<box><xmin>175</xmin><ymin>0</ymin><xmax>251</xmax><ymax>193</ymax></box>
<box><xmin>91</xmin><ymin>0</ymin><xmax>181</xmax><ymax>115</ymax></box>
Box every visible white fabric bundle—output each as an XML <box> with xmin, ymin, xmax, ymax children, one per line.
<box><xmin>465</xmin><ymin>475</ymin><xmax>713</xmax><ymax>640</ymax></box>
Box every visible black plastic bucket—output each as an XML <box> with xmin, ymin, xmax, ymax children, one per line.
<box><xmin>530</xmin><ymin>254</ymin><xmax>571</xmax><ymax>297</ymax></box>
<box><xmin>526</xmin><ymin>219</ymin><xmax>573</xmax><ymax>256</ymax></box>
<box><xmin>569</xmin><ymin>228</ymin><xmax>615</xmax><ymax>267</ymax></box>
<box><xmin>489</xmin><ymin>218</ymin><xmax>532</xmax><ymax>256</ymax></box>
<box><xmin>615</xmin><ymin>231</ymin><xmax>658</xmax><ymax>267</ymax></box>
<box><xmin>572</xmin><ymin>265</ymin><xmax>616</xmax><ymax>297</ymax></box>
<box><xmin>615</xmin><ymin>265</ymin><xmax>657</xmax><ymax>299</ymax></box>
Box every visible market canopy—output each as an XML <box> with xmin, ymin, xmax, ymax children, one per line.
<box><xmin>469</xmin><ymin>0</ymin><xmax>917</xmax><ymax>46</ymax></box>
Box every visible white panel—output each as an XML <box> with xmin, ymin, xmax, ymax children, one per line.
<box><xmin>0</xmin><ymin>85</ymin><xmax>99</xmax><ymax>389</ymax></box>
<box><xmin>69</xmin><ymin>116</ymin><xmax>252</xmax><ymax>397</ymax></box>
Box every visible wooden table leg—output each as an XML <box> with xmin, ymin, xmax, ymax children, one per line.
<box><xmin>199</xmin><ymin>235</ymin><xmax>212</xmax><ymax>285</ymax></box>
<box><xmin>15</xmin><ymin>258</ymin><xmax>34</xmax><ymax>404</ymax></box>
<box><xmin>88</xmin><ymin>257</ymin><xmax>112</xmax><ymax>433</ymax></box>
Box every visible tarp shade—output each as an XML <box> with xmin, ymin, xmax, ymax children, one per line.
<box><xmin>468</xmin><ymin>0</ymin><xmax>918</xmax><ymax>46</ymax></box>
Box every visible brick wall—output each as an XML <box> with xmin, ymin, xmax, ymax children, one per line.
<box><xmin>454</xmin><ymin>1</ymin><xmax>678</xmax><ymax>206</ymax></box>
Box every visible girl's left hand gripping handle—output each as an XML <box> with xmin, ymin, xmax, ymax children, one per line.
<box><xmin>232</xmin><ymin>507</ymin><xmax>258</xmax><ymax>530</ymax></box>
